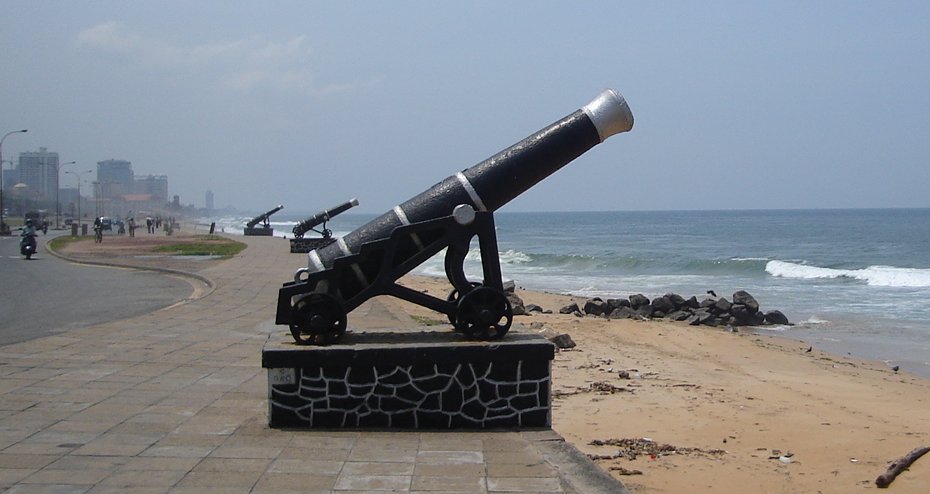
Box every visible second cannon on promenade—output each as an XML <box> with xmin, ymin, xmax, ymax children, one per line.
<box><xmin>276</xmin><ymin>89</ymin><xmax>634</xmax><ymax>344</ymax></box>
<box><xmin>289</xmin><ymin>198</ymin><xmax>359</xmax><ymax>253</ymax></box>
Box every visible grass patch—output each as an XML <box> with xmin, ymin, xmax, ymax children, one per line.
<box><xmin>48</xmin><ymin>235</ymin><xmax>87</xmax><ymax>251</ymax></box>
<box><xmin>152</xmin><ymin>236</ymin><xmax>246</xmax><ymax>258</ymax></box>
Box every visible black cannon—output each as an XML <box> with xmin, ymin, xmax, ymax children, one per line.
<box><xmin>244</xmin><ymin>205</ymin><xmax>284</xmax><ymax>236</ymax></box>
<box><xmin>289</xmin><ymin>198</ymin><xmax>359</xmax><ymax>253</ymax></box>
<box><xmin>276</xmin><ymin>89</ymin><xmax>634</xmax><ymax>344</ymax></box>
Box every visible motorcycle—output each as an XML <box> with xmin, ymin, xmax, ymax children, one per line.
<box><xmin>20</xmin><ymin>230</ymin><xmax>37</xmax><ymax>260</ymax></box>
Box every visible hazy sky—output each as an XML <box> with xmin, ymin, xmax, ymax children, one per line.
<box><xmin>3</xmin><ymin>2</ymin><xmax>929</xmax><ymax>214</ymax></box>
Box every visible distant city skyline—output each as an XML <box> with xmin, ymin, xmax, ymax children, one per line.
<box><xmin>2</xmin><ymin>147</ymin><xmax>176</xmax><ymax>219</ymax></box>
<box><xmin>4</xmin><ymin>3</ymin><xmax>930</xmax><ymax>213</ymax></box>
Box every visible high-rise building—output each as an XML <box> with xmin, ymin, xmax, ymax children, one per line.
<box><xmin>134</xmin><ymin>174</ymin><xmax>168</xmax><ymax>205</ymax></box>
<box><xmin>205</xmin><ymin>190</ymin><xmax>214</xmax><ymax>211</ymax></box>
<box><xmin>17</xmin><ymin>148</ymin><xmax>59</xmax><ymax>200</ymax></box>
<box><xmin>97</xmin><ymin>159</ymin><xmax>133</xmax><ymax>198</ymax></box>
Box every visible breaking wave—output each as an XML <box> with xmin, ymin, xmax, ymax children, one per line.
<box><xmin>766</xmin><ymin>260</ymin><xmax>930</xmax><ymax>288</ymax></box>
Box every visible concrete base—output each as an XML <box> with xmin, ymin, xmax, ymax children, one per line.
<box><xmin>288</xmin><ymin>237</ymin><xmax>334</xmax><ymax>253</ymax></box>
<box><xmin>244</xmin><ymin>226</ymin><xmax>274</xmax><ymax>236</ymax></box>
<box><xmin>262</xmin><ymin>328</ymin><xmax>554</xmax><ymax>429</ymax></box>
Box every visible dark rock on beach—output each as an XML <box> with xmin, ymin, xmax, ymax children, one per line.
<box><xmin>549</xmin><ymin>333</ymin><xmax>577</xmax><ymax>349</ymax></box>
<box><xmin>629</xmin><ymin>293</ymin><xmax>650</xmax><ymax>309</ymax></box>
<box><xmin>575</xmin><ymin>289</ymin><xmax>790</xmax><ymax>329</ymax></box>
<box><xmin>525</xmin><ymin>303</ymin><xmax>544</xmax><ymax>313</ymax></box>
<box><xmin>651</xmin><ymin>295</ymin><xmax>676</xmax><ymax>314</ymax></box>
<box><xmin>729</xmin><ymin>304</ymin><xmax>752</xmax><ymax>324</ymax></box>
<box><xmin>609</xmin><ymin>306</ymin><xmax>636</xmax><ymax>319</ymax></box>
<box><xmin>560</xmin><ymin>302</ymin><xmax>580</xmax><ymax>315</ymax></box>
<box><xmin>733</xmin><ymin>290</ymin><xmax>760</xmax><ymax>313</ymax></box>
<box><xmin>712</xmin><ymin>297</ymin><xmax>732</xmax><ymax>314</ymax></box>
<box><xmin>764</xmin><ymin>310</ymin><xmax>790</xmax><ymax>325</ymax></box>
<box><xmin>607</xmin><ymin>298</ymin><xmax>631</xmax><ymax>310</ymax></box>
<box><xmin>584</xmin><ymin>298</ymin><xmax>610</xmax><ymax>317</ymax></box>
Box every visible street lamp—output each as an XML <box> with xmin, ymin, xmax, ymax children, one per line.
<box><xmin>66</xmin><ymin>169</ymin><xmax>92</xmax><ymax>235</ymax></box>
<box><xmin>0</xmin><ymin>129</ymin><xmax>28</xmax><ymax>235</ymax></box>
<box><xmin>92</xmin><ymin>181</ymin><xmax>100</xmax><ymax>219</ymax></box>
<box><xmin>56</xmin><ymin>160</ymin><xmax>75</xmax><ymax>229</ymax></box>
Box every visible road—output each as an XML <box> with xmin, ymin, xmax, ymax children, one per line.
<box><xmin>0</xmin><ymin>231</ymin><xmax>194</xmax><ymax>346</ymax></box>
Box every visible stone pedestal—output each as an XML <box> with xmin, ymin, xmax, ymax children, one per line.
<box><xmin>262</xmin><ymin>329</ymin><xmax>554</xmax><ymax>429</ymax></box>
<box><xmin>288</xmin><ymin>237</ymin><xmax>334</xmax><ymax>253</ymax></box>
<box><xmin>243</xmin><ymin>226</ymin><xmax>273</xmax><ymax>236</ymax></box>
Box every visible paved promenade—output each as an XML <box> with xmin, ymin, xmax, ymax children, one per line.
<box><xmin>0</xmin><ymin>233</ymin><xmax>626</xmax><ymax>493</ymax></box>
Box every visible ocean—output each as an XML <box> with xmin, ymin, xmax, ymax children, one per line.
<box><xmin>208</xmin><ymin>208</ymin><xmax>930</xmax><ymax>377</ymax></box>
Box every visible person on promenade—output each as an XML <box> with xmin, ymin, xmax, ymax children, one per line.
<box><xmin>93</xmin><ymin>217</ymin><xmax>103</xmax><ymax>243</ymax></box>
<box><xmin>128</xmin><ymin>217</ymin><xmax>135</xmax><ymax>237</ymax></box>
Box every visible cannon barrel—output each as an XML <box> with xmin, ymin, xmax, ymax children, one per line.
<box><xmin>246</xmin><ymin>205</ymin><xmax>284</xmax><ymax>228</ymax></box>
<box><xmin>306</xmin><ymin>89</ymin><xmax>633</xmax><ymax>275</ymax></box>
<box><xmin>292</xmin><ymin>198</ymin><xmax>359</xmax><ymax>238</ymax></box>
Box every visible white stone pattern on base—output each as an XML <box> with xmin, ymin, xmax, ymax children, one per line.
<box><xmin>268</xmin><ymin>359</ymin><xmax>551</xmax><ymax>428</ymax></box>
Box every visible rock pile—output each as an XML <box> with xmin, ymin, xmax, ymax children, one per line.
<box><xmin>558</xmin><ymin>290</ymin><xmax>790</xmax><ymax>328</ymax></box>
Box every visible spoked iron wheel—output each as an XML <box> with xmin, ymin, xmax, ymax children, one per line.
<box><xmin>455</xmin><ymin>287</ymin><xmax>512</xmax><ymax>340</ymax></box>
<box><xmin>446</xmin><ymin>281</ymin><xmax>482</xmax><ymax>327</ymax></box>
<box><xmin>289</xmin><ymin>292</ymin><xmax>347</xmax><ymax>345</ymax></box>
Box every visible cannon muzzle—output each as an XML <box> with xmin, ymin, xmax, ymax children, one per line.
<box><xmin>292</xmin><ymin>198</ymin><xmax>359</xmax><ymax>238</ymax></box>
<box><xmin>246</xmin><ymin>205</ymin><xmax>284</xmax><ymax>229</ymax></box>
<box><xmin>307</xmin><ymin>89</ymin><xmax>632</xmax><ymax>273</ymax></box>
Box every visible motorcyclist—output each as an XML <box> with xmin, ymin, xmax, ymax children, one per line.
<box><xmin>21</xmin><ymin>218</ymin><xmax>36</xmax><ymax>237</ymax></box>
<box><xmin>20</xmin><ymin>219</ymin><xmax>37</xmax><ymax>259</ymax></box>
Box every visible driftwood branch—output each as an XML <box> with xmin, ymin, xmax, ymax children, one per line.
<box><xmin>875</xmin><ymin>446</ymin><xmax>930</xmax><ymax>488</ymax></box>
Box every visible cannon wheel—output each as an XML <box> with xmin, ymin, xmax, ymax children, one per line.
<box><xmin>455</xmin><ymin>287</ymin><xmax>512</xmax><ymax>340</ymax></box>
<box><xmin>289</xmin><ymin>292</ymin><xmax>347</xmax><ymax>345</ymax></box>
<box><xmin>446</xmin><ymin>281</ymin><xmax>482</xmax><ymax>327</ymax></box>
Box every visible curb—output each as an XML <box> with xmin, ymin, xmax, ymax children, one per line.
<box><xmin>525</xmin><ymin>429</ymin><xmax>631</xmax><ymax>494</ymax></box>
<box><xmin>43</xmin><ymin>236</ymin><xmax>218</xmax><ymax>304</ymax></box>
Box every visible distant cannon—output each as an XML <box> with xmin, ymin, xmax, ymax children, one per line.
<box><xmin>289</xmin><ymin>198</ymin><xmax>359</xmax><ymax>253</ymax></box>
<box><xmin>244</xmin><ymin>205</ymin><xmax>283</xmax><ymax>236</ymax></box>
<box><xmin>276</xmin><ymin>89</ymin><xmax>634</xmax><ymax>344</ymax></box>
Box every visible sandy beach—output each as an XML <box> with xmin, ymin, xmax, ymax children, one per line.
<box><xmin>58</xmin><ymin>232</ymin><xmax>930</xmax><ymax>493</ymax></box>
<box><xmin>396</xmin><ymin>275</ymin><xmax>930</xmax><ymax>493</ymax></box>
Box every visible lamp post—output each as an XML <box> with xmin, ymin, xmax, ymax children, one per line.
<box><xmin>92</xmin><ymin>181</ymin><xmax>100</xmax><ymax>219</ymax></box>
<box><xmin>0</xmin><ymin>129</ymin><xmax>28</xmax><ymax>235</ymax></box>
<box><xmin>66</xmin><ymin>169</ymin><xmax>92</xmax><ymax>235</ymax></box>
<box><xmin>56</xmin><ymin>160</ymin><xmax>75</xmax><ymax>229</ymax></box>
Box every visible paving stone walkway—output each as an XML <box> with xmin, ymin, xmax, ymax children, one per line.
<box><xmin>0</xmin><ymin>234</ymin><xmax>626</xmax><ymax>493</ymax></box>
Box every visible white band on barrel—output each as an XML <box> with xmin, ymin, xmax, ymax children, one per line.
<box><xmin>456</xmin><ymin>172</ymin><xmax>487</xmax><ymax>211</ymax></box>
<box><xmin>393</xmin><ymin>205</ymin><xmax>424</xmax><ymax>250</ymax></box>
<box><xmin>308</xmin><ymin>250</ymin><xmax>325</xmax><ymax>273</ymax></box>
<box><xmin>393</xmin><ymin>206</ymin><xmax>410</xmax><ymax>225</ymax></box>
<box><xmin>337</xmin><ymin>237</ymin><xmax>352</xmax><ymax>257</ymax></box>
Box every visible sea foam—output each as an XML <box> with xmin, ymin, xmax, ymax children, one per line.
<box><xmin>766</xmin><ymin>260</ymin><xmax>930</xmax><ymax>288</ymax></box>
